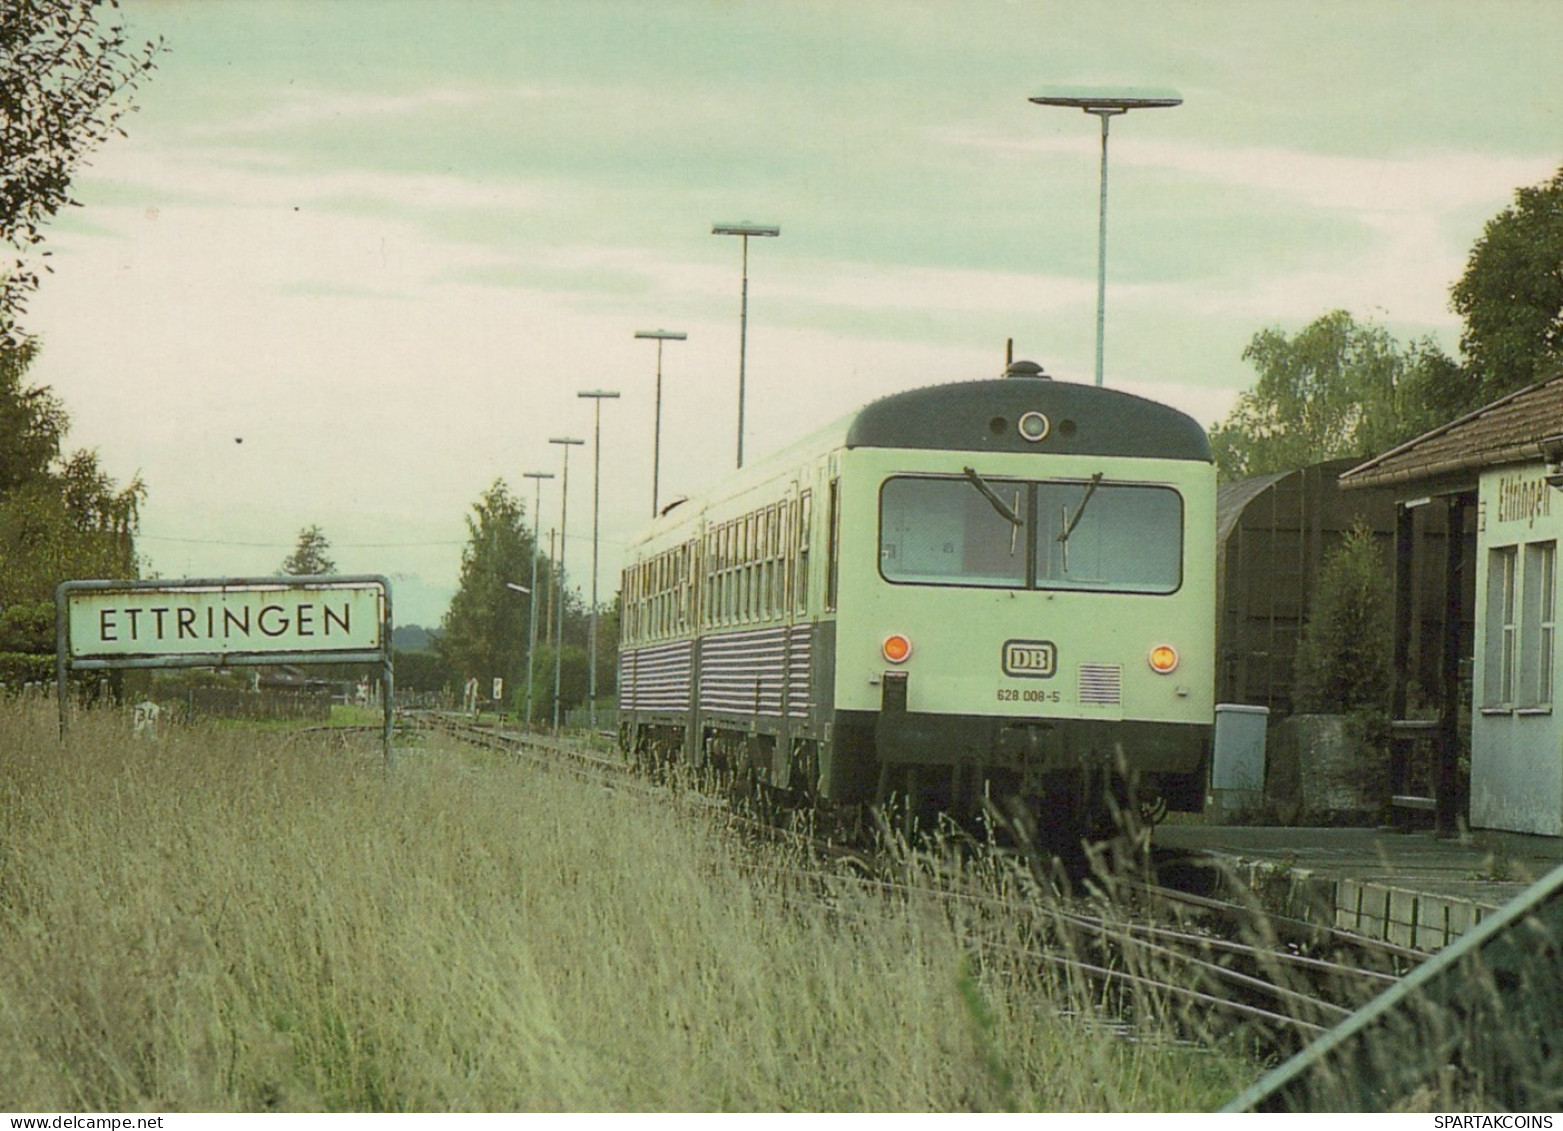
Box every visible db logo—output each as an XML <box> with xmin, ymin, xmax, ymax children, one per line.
<box><xmin>1002</xmin><ymin>639</ymin><xmax>1057</xmax><ymax>679</ymax></box>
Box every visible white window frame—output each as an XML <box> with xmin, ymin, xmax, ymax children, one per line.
<box><xmin>1520</xmin><ymin>540</ymin><xmax>1557</xmax><ymax>709</ymax></box>
<box><xmin>1484</xmin><ymin>545</ymin><xmax>1518</xmax><ymax>709</ymax></box>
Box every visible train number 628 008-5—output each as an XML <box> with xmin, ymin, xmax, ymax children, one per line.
<box><xmin>997</xmin><ymin>688</ymin><xmax>1060</xmax><ymax>704</ymax></box>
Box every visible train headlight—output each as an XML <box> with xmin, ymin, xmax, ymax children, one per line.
<box><xmin>1148</xmin><ymin>644</ymin><xmax>1179</xmax><ymax>674</ymax></box>
<box><xmin>882</xmin><ymin>633</ymin><xmax>913</xmax><ymax>664</ymax></box>
<box><xmin>1017</xmin><ymin>411</ymin><xmax>1051</xmax><ymax>442</ymax></box>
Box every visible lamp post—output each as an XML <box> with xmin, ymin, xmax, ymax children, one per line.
<box><xmin>1029</xmin><ymin>87</ymin><xmax>1181</xmax><ymax>387</ymax></box>
<box><xmin>712</xmin><ymin>221</ymin><xmax>780</xmax><ymax>468</ymax></box>
<box><xmin>548</xmin><ymin>436</ymin><xmax>584</xmax><ymax>732</ymax></box>
<box><xmin>520</xmin><ymin>470</ymin><xmax>553</xmax><ymax>729</ymax></box>
<box><xmin>577</xmin><ymin>389</ymin><xmax>619</xmax><ymax>731</ymax></box>
<box><xmin>633</xmin><ymin>329</ymin><xmax>686</xmax><ymax>518</ymax></box>
<box><xmin>503</xmin><ymin>581</ymin><xmax>529</xmax><ymax>715</ymax></box>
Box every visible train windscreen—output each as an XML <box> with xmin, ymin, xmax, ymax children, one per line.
<box><xmin>879</xmin><ymin>474</ymin><xmax>1183</xmax><ymax>593</ymax></box>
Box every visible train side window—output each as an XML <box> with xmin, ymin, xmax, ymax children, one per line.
<box><xmin>780</xmin><ymin>502</ymin><xmax>794</xmax><ymax>615</ymax></box>
<box><xmin>771</xmin><ymin>516</ymin><xmax>784</xmax><ymax>619</ymax></box>
<box><xmin>724</xmin><ymin>548</ymin><xmax>735</xmax><ymax>624</ymax></box>
<box><xmin>797</xmin><ymin>490</ymin><xmax>812</xmax><ymax>614</ymax></box>
<box><xmin>642</xmin><ymin>562</ymin><xmax>651</xmax><ymax>640</ymax></box>
<box><xmin>826</xmin><ymin>478</ymin><xmax>841</xmax><ymax>612</ymax></box>
<box><xmin>698</xmin><ymin>537</ymin><xmax>708</xmax><ymax>629</ymax></box>
<box><xmin>623</xmin><ymin>568</ymin><xmax>633</xmax><ymax>645</ymax></box>
<box><xmin>681</xmin><ymin>542</ymin><xmax>693</xmax><ymax>632</ymax></box>
<box><xmin>772</xmin><ymin>506</ymin><xmax>784</xmax><ymax>619</ymax></box>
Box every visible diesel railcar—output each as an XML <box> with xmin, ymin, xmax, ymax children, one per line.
<box><xmin>618</xmin><ymin>364</ymin><xmax>1216</xmax><ymax>840</ymax></box>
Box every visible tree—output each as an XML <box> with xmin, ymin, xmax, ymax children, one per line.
<box><xmin>438</xmin><ymin>480</ymin><xmax>553</xmax><ymax>701</ymax></box>
<box><xmin>392</xmin><ymin>647</ymin><xmax>456</xmax><ymax>697</ymax></box>
<box><xmin>524</xmin><ymin>642</ymin><xmax>589</xmax><ymax>723</ymax></box>
<box><xmin>1451</xmin><ymin>165</ymin><xmax>1563</xmax><ymax>403</ymax></box>
<box><xmin>281</xmin><ymin>524</ymin><xmax>336</xmax><ymax>575</ymax></box>
<box><xmin>0</xmin><ymin>341</ymin><xmax>143</xmax><ymax>623</ymax></box>
<box><xmin>1209</xmin><ymin>310</ymin><xmax>1459</xmax><ymax>481</ymax></box>
<box><xmin>2</xmin><ymin>0</ymin><xmax>162</xmax><ymax>338</ymax></box>
<box><xmin>0</xmin><ymin>460</ymin><xmax>143</xmax><ymax>604</ymax></box>
<box><xmin>0</xmin><ymin>337</ymin><xmax>66</xmax><ymax>491</ymax></box>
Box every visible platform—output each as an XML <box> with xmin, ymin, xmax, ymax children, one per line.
<box><xmin>1153</xmin><ymin>824</ymin><xmax>1563</xmax><ymax>952</ymax></box>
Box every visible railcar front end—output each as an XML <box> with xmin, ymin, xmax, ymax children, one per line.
<box><xmin>823</xmin><ymin>375</ymin><xmax>1216</xmax><ymax>835</ymax></box>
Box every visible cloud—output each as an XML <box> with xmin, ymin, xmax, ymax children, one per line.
<box><xmin>79</xmin><ymin>145</ymin><xmax>545</xmax><ymax>215</ymax></box>
<box><xmin>179</xmin><ymin>84</ymin><xmax>552</xmax><ymax>139</ymax></box>
<box><xmin>941</xmin><ymin>125</ymin><xmax>1555</xmax><ymax>218</ymax></box>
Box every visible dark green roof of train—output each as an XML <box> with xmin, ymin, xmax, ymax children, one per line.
<box><xmin>844</xmin><ymin>377</ymin><xmax>1212</xmax><ymax>461</ymax></box>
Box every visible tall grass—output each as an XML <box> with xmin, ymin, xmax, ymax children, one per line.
<box><xmin>0</xmin><ymin>700</ymin><xmax>1253</xmax><ymax>1111</ymax></box>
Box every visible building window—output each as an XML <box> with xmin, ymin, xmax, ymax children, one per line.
<box><xmin>1521</xmin><ymin>540</ymin><xmax>1557</xmax><ymax>708</ymax></box>
<box><xmin>1484</xmin><ymin>546</ymin><xmax>1519</xmax><ymax>707</ymax></box>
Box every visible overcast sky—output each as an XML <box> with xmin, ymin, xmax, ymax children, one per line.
<box><xmin>23</xmin><ymin>0</ymin><xmax>1563</xmax><ymax>627</ymax></box>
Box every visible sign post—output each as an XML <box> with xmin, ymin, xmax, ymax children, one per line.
<box><xmin>56</xmin><ymin>575</ymin><xmax>395</xmax><ymax>764</ymax></box>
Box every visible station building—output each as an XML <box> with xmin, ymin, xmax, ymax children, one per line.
<box><xmin>1342</xmin><ymin>373</ymin><xmax>1563</xmax><ymax>837</ymax></box>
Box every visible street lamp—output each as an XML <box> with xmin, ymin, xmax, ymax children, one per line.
<box><xmin>1029</xmin><ymin>86</ymin><xmax>1181</xmax><ymax>387</ymax></box>
<box><xmin>712</xmin><ymin>221</ymin><xmax>780</xmax><ymax>468</ymax></box>
<box><xmin>502</xmin><ymin>582</ymin><xmax>529</xmax><ymax>715</ymax></box>
<box><xmin>577</xmin><ymin>389</ymin><xmax>620</xmax><ymax>731</ymax></box>
<box><xmin>548</xmin><ymin>436</ymin><xmax>584</xmax><ymax>732</ymax></box>
<box><xmin>520</xmin><ymin>470</ymin><xmax>553</xmax><ymax>729</ymax></box>
<box><xmin>634</xmin><ymin>329</ymin><xmax>687</xmax><ymax>518</ymax></box>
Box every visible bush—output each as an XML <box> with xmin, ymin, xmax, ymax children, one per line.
<box><xmin>0</xmin><ymin>650</ymin><xmax>52</xmax><ymax>686</ymax></box>
<box><xmin>1292</xmin><ymin>522</ymin><xmax>1394</xmax><ymax>716</ymax></box>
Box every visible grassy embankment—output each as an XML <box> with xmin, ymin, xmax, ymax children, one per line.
<box><xmin>0</xmin><ymin>699</ymin><xmax>1258</xmax><ymax>1111</ymax></box>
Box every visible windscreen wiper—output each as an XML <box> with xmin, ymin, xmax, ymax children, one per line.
<box><xmin>1056</xmin><ymin>473</ymin><xmax>1105</xmax><ymax>571</ymax></box>
<box><xmin>1058</xmin><ymin>472</ymin><xmax>1104</xmax><ymax>544</ymax></box>
<box><xmin>962</xmin><ymin>466</ymin><xmax>1022</xmax><ymax>527</ymax></box>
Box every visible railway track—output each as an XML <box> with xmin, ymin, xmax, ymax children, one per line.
<box><xmin>411</xmin><ymin>710</ymin><xmax>1412</xmax><ymax>1057</ymax></box>
<box><xmin>407</xmin><ymin>710</ymin><xmax>639</xmax><ymax>784</ymax></box>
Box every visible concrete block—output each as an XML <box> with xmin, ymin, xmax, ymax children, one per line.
<box><xmin>1386</xmin><ymin>886</ymin><xmax>1418</xmax><ymax>948</ymax></box>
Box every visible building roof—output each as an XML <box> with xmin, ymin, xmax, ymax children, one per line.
<box><xmin>1340</xmin><ymin>373</ymin><xmax>1563</xmax><ymax>496</ymax></box>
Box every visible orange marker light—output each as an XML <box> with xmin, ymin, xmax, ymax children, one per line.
<box><xmin>1148</xmin><ymin>644</ymin><xmax>1179</xmax><ymax>674</ymax></box>
<box><xmin>882</xmin><ymin>634</ymin><xmax>913</xmax><ymax>664</ymax></box>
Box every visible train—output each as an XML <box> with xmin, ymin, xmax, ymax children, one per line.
<box><xmin>617</xmin><ymin>362</ymin><xmax>1217</xmax><ymax>846</ymax></box>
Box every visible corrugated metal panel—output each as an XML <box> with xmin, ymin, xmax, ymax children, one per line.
<box><xmin>622</xmin><ymin>625</ymin><xmax>815</xmax><ymax>721</ymax></box>
<box><xmin>619</xmin><ymin>639</ymin><xmax>692</xmax><ymax>712</ymax></box>
<box><xmin>786</xmin><ymin>623</ymin><xmax>813</xmax><ymax>718</ymax></box>
<box><xmin>1216</xmin><ymin>470</ymin><xmax>1289</xmax><ymax>546</ymax></box>
<box><xmin>700</xmin><ymin>626</ymin><xmax>789</xmax><ymax>716</ymax></box>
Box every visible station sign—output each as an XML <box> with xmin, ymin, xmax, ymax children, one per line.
<box><xmin>64</xmin><ymin>580</ymin><xmax>384</xmax><ymax>660</ymax></box>
<box><xmin>55</xmin><ymin>575</ymin><xmax>395</xmax><ymax>764</ymax></box>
